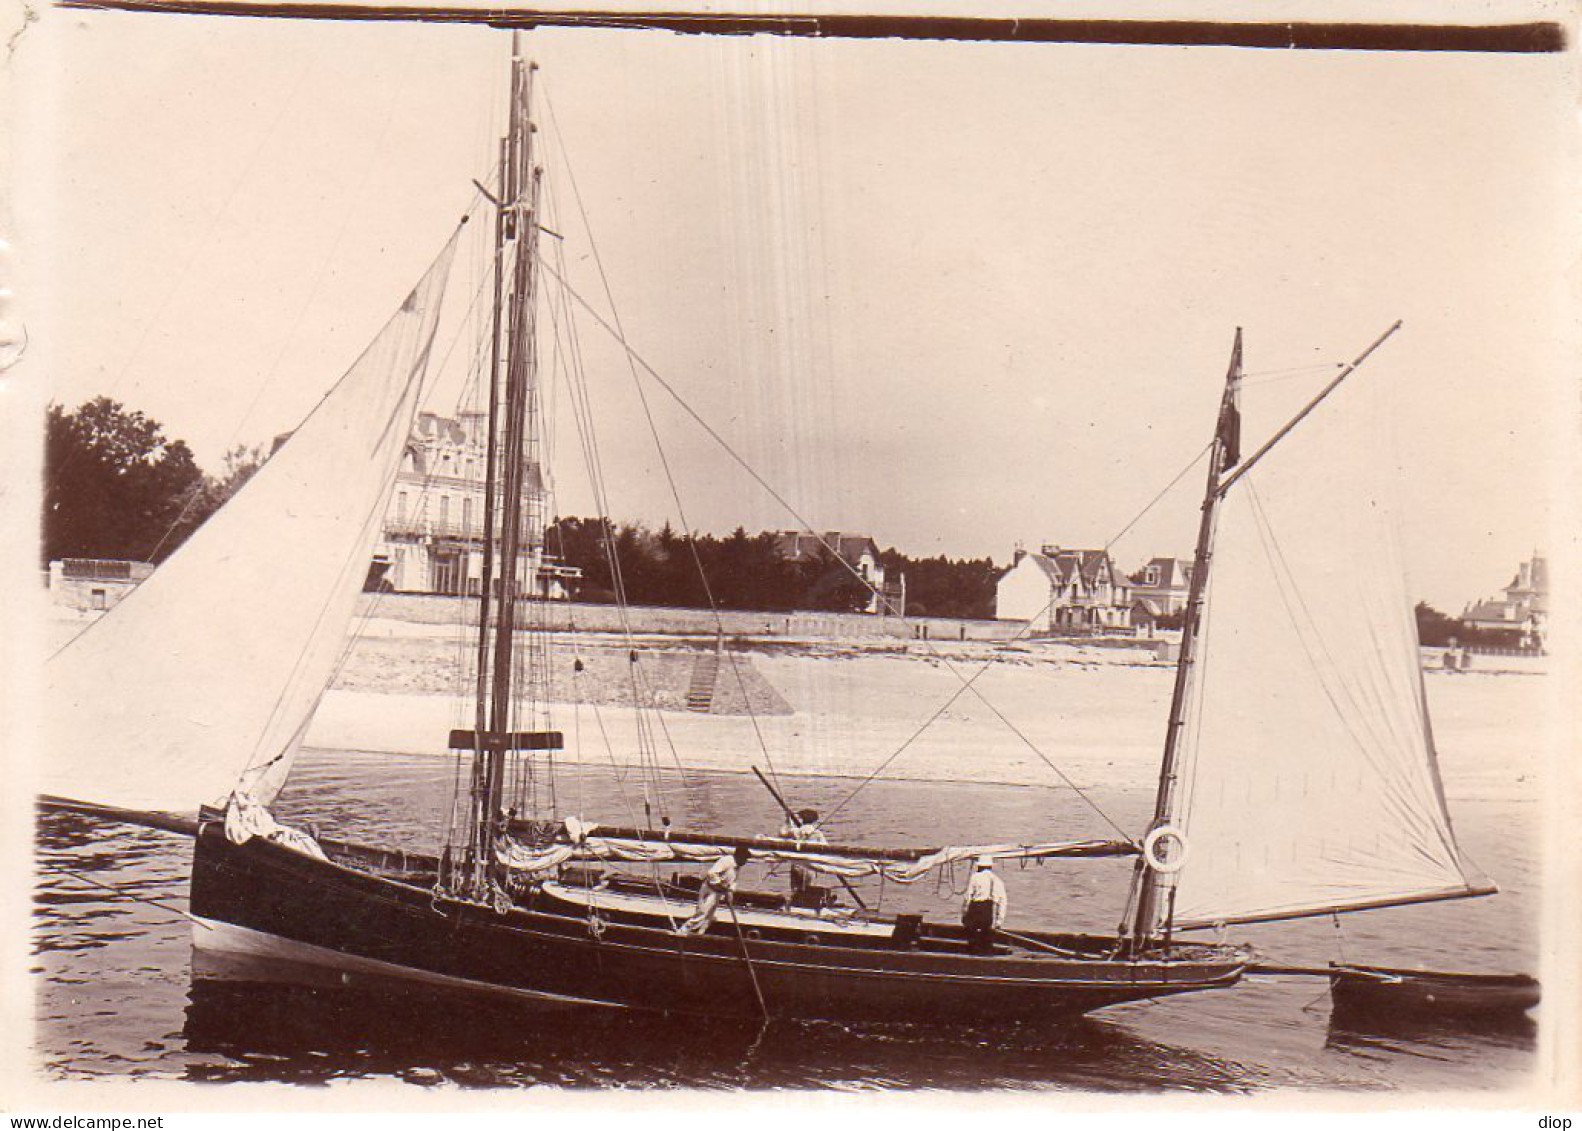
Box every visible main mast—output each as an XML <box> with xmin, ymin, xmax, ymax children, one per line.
<box><xmin>1130</xmin><ymin>328</ymin><xmax>1243</xmax><ymax>947</ymax></box>
<box><xmin>470</xmin><ymin>39</ymin><xmax>542</xmax><ymax>883</ymax></box>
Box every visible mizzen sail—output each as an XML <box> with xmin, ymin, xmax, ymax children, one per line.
<box><xmin>1167</xmin><ymin>369</ymin><xmax>1487</xmax><ymax>929</ymax></box>
<box><xmin>43</xmin><ymin>234</ymin><xmax>460</xmax><ymax>813</ymax></box>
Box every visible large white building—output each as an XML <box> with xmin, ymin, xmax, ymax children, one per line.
<box><xmin>996</xmin><ymin>545</ymin><xmax>1132</xmax><ymax>633</ymax></box>
<box><xmin>371</xmin><ymin>411</ymin><xmax>578</xmax><ymax>598</ymax></box>
<box><xmin>1461</xmin><ymin>553</ymin><xmax>1547</xmax><ymax>650</ymax></box>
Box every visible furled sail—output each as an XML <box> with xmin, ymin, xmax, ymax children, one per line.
<box><xmin>1167</xmin><ymin>373</ymin><xmax>1488</xmax><ymax>929</ymax></box>
<box><xmin>497</xmin><ymin>821</ymin><xmax>1138</xmax><ymax>881</ymax></box>
<box><xmin>43</xmin><ymin>233</ymin><xmax>460</xmax><ymax>813</ymax></box>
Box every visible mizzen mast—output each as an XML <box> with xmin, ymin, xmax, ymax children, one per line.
<box><xmin>1129</xmin><ymin>328</ymin><xmax>1243</xmax><ymax>948</ymax></box>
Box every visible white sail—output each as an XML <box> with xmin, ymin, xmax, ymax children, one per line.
<box><xmin>1168</xmin><ymin>373</ymin><xmax>1486</xmax><ymax>928</ymax></box>
<box><xmin>43</xmin><ymin>235</ymin><xmax>460</xmax><ymax>813</ymax></box>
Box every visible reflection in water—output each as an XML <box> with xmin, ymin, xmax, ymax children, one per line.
<box><xmin>1326</xmin><ymin>1005</ymin><xmax>1537</xmax><ymax>1059</ymax></box>
<box><xmin>180</xmin><ymin>968</ymin><xmax>1264</xmax><ymax>1091</ymax></box>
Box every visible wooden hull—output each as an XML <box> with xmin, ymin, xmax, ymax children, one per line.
<box><xmin>1329</xmin><ymin>963</ymin><xmax>1540</xmax><ymax>1021</ymax></box>
<box><xmin>189</xmin><ymin>825</ymin><xmax>1248</xmax><ymax>1023</ymax></box>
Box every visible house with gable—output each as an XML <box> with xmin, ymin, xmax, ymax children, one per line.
<box><xmin>995</xmin><ymin>544</ymin><xmax>1132</xmax><ymax>633</ymax></box>
<box><xmin>772</xmin><ymin>531</ymin><xmax>904</xmax><ymax>615</ymax></box>
<box><xmin>1128</xmin><ymin>556</ymin><xmax>1195</xmax><ymax>627</ymax></box>
<box><xmin>1461</xmin><ymin>553</ymin><xmax>1547</xmax><ymax>651</ymax></box>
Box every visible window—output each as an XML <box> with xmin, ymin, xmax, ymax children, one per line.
<box><xmin>396</xmin><ymin>492</ymin><xmax>407</xmax><ymax>522</ymax></box>
<box><xmin>462</xmin><ymin>496</ymin><xmax>473</xmax><ymax>534</ymax></box>
<box><xmin>439</xmin><ymin>495</ymin><xmax>451</xmax><ymax>530</ymax></box>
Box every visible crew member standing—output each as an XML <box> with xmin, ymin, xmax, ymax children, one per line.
<box><xmin>780</xmin><ymin>807</ymin><xmax>829</xmax><ymax>906</ymax></box>
<box><xmin>680</xmin><ymin>845</ymin><xmax>752</xmax><ymax>935</ymax></box>
<box><xmin>961</xmin><ymin>856</ymin><xmax>1007</xmax><ymax>954</ymax></box>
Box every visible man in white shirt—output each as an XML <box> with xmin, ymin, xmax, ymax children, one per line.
<box><xmin>961</xmin><ymin>856</ymin><xmax>1007</xmax><ymax>954</ymax></box>
<box><xmin>779</xmin><ymin>807</ymin><xmax>829</xmax><ymax>906</ymax></box>
<box><xmin>680</xmin><ymin>845</ymin><xmax>752</xmax><ymax>935</ymax></box>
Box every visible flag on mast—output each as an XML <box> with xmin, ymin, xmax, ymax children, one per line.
<box><xmin>1218</xmin><ymin>330</ymin><xmax>1243</xmax><ymax>468</ymax></box>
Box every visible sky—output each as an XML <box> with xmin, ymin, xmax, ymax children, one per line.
<box><xmin>11</xmin><ymin>2</ymin><xmax>1577</xmax><ymax>612</ymax></box>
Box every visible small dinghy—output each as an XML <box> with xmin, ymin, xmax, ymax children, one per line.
<box><xmin>1329</xmin><ymin>963</ymin><xmax>1540</xmax><ymax>1020</ymax></box>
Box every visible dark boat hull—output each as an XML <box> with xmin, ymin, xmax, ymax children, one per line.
<box><xmin>189</xmin><ymin>825</ymin><xmax>1248</xmax><ymax>1023</ymax></box>
<box><xmin>1329</xmin><ymin>963</ymin><xmax>1540</xmax><ymax>1021</ymax></box>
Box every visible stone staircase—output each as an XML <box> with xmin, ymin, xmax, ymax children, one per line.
<box><xmin>685</xmin><ymin>646</ymin><xmax>722</xmax><ymax>713</ymax></box>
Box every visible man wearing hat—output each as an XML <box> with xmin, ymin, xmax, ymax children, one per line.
<box><xmin>961</xmin><ymin>856</ymin><xmax>1008</xmax><ymax>954</ymax></box>
<box><xmin>779</xmin><ymin>807</ymin><xmax>829</xmax><ymax>906</ymax></box>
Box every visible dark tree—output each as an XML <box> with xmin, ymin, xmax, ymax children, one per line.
<box><xmin>879</xmin><ymin>548</ymin><xmax>999</xmax><ymax>619</ymax></box>
<box><xmin>1414</xmin><ymin>601</ymin><xmax>1461</xmax><ymax>648</ymax></box>
<box><xmin>44</xmin><ymin>398</ymin><xmax>206</xmax><ymax>564</ymax></box>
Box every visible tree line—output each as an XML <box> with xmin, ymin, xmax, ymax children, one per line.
<box><xmin>545</xmin><ymin>518</ymin><xmax>999</xmax><ymax>619</ymax></box>
<box><xmin>44</xmin><ymin>397</ymin><xmax>264</xmax><ymax>565</ymax></box>
<box><xmin>46</xmin><ymin>399</ymin><xmax>1513</xmax><ymax>637</ymax></box>
<box><xmin>43</xmin><ymin>398</ymin><xmax>1002</xmax><ymax>618</ymax></box>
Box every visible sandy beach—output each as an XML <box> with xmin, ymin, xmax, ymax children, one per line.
<box><xmin>299</xmin><ymin>618</ymin><xmax>1547</xmax><ymax>806</ymax></box>
<box><xmin>43</xmin><ymin>604</ymin><xmax>1546</xmax><ymax>803</ymax></box>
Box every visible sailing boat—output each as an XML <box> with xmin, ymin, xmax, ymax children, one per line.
<box><xmin>39</xmin><ymin>44</ymin><xmax>1503</xmax><ymax>1025</ymax></box>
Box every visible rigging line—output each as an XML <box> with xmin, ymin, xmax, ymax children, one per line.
<box><xmin>1240</xmin><ymin>365</ymin><xmax>1347</xmax><ymax>389</ymax></box>
<box><xmin>294</xmin><ymin>233</ymin><xmax>505</xmax><ymax>718</ymax></box>
<box><xmin>234</xmin><ymin>223</ymin><xmax>468</xmax><ymax>774</ymax></box>
<box><xmin>40</xmin><ymin>862</ymin><xmax>202</xmax><ymax>925</ymax></box>
<box><xmin>539</xmin><ymin>257</ymin><xmax>1047</xmax><ymax>762</ymax></box>
<box><xmin>540</xmin><ymin>231</ymin><xmax>669</xmax><ymax>791</ymax></box>
<box><xmin>822</xmin><ymin>437</ymin><xmax>1219</xmax><ymax>830</ymax></box>
<box><xmin>44</xmin><ymin>213</ymin><xmax>485</xmax><ymax>671</ymax></box>
<box><xmin>547</xmin><ymin>252</ymin><xmax>1172</xmax><ymax>835</ymax></box>
<box><xmin>532</xmin><ymin>181</ymin><xmax>1212</xmax><ymax>838</ymax></box>
<box><xmin>1103</xmin><ymin>441</ymin><xmax>1213</xmax><ymax>554</ymax></box>
<box><xmin>138</xmin><ymin>179</ymin><xmax>496</xmax><ymax>584</ymax></box>
<box><xmin>631</xmin><ymin>657</ymin><xmax>696</xmax><ymax>811</ymax></box>
<box><xmin>1173</xmin><ymin>518</ymin><xmax>1217</xmax><ymax>845</ymax></box>
<box><xmin>818</xmin><ymin>585</ymin><xmax>1131</xmax><ymax>839</ymax></box>
<box><xmin>538</xmin><ymin>224</ymin><xmax>672</xmax><ymax>806</ymax></box>
<box><xmin>1239</xmin><ymin>361</ymin><xmax>1346</xmax><ymax>382</ymax></box>
<box><xmin>146</xmin><ymin>72</ymin><xmax>489</xmax><ymax>567</ymax></box>
<box><xmin>581</xmin><ymin>669</ymin><xmax>647</xmax><ymax>834</ymax></box>
<box><xmin>545</xmin><ymin>250</ymin><xmax>1139</xmax><ymax>681</ymax></box>
<box><xmin>538</xmin><ymin>86</ymin><xmax>786</xmax><ymax>795</ymax></box>
<box><xmin>441</xmin><ymin>293</ymin><xmax>498</xmax><ymax>850</ymax></box>
<box><xmin>537</xmin><ymin>99</ymin><xmax>765</xmax><ymax>797</ymax></box>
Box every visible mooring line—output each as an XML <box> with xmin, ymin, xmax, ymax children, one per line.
<box><xmin>39</xmin><ymin>861</ymin><xmax>208</xmax><ymax>928</ymax></box>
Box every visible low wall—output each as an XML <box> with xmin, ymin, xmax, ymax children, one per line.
<box><xmin>354</xmin><ymin>592</ymin><xmax>1024</xmax><ymax>642</ymax></box>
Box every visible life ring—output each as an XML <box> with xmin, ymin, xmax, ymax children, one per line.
<box><xmin>1143</xmin><ymin>826</ymin><xmax>1188</xmax><ymax>874</ymax></box>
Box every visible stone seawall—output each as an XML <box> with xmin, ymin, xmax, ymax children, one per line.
<box><xmin>353</xmin><ymin>592</ymin><xmax>1025</xmax><ymax>642</ymax></box>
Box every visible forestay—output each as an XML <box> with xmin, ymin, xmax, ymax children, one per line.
<box><xmin>1168</xmin><ymin>373</ymin><xmax>1487</xmax><ymax>929</ymax></box>
<box><xmin>43</xmin><ymin>234</ymin><xmax>460</xmax><ymax>813</ymax></box>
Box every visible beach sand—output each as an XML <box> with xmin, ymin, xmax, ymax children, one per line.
<box><xmin>305</xmin><ymin>625</ymin><xmax>1546</xmax><ymax>804</ymax></box>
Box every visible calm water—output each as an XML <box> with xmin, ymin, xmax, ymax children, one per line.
<box><xmin>34</xmin><ymin>750</ymin><xmax>1539</xmax><ymax>1090</ymax></box>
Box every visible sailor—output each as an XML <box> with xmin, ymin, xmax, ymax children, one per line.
<box><xmin>961</xmin><ymin>856</ymin><xmax>1007</xmax><ymax>954</ymax></box>
<box><xmin>680</xmin><ymin>845</ymin><xmax>752</xmax><ymax>935</ymax></box>
<box><xmin>780</xmin><ymin>807</ymin><xmax>829</xmax><ymax>906</ymax></box>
